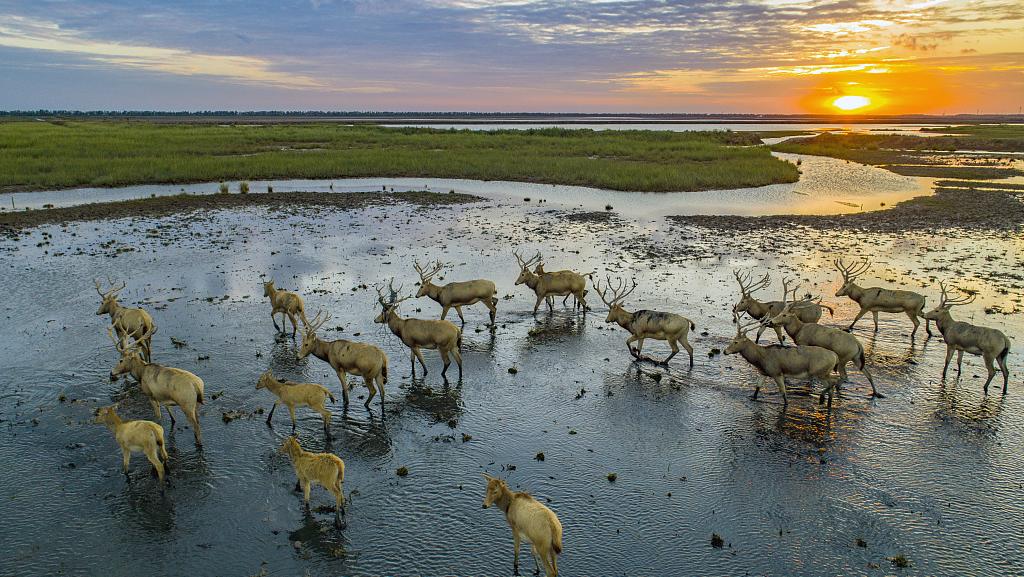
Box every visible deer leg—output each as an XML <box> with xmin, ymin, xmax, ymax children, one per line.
<box><xmin>773</xmin><ymin>375</ymin><xmax>788</xmax><ymax>406</ymax></box>
<box><xmin>270</xmin><ymin>310</ymin><xmax>281</xmax><ymax>332</ymax></box>
<box><xmin>302</xmin><ymin>479</ymin><xmax>312</xmax><ymax>504</ymax></box>
<box><xmin>122</xmin><ymin>447</ymin><xmax>132</xmax><ymax>478</ymax></box>
<box><xmin>287</xmin><ymin>312</ymin><xmax>298</xmax><ymax>337</ymax></box>
<box><xmin>150</xmin><ymin>399</ymin><xmax>162</xmax><ymax>421</ymax></box>
<box><xmin>906</xmin><ymin>310</ymin><xmax>920</xmax><ymax>338</ymax></box>
<box><xmin>453</xmin><ymin>347</ymin><xmax>463</xmax><ymax>379</ymax></box>
<box><xmin>440</xmin><ymin>305</ymin><xmax>451</xmax><ymax>320</ymax></box>
<box><xmin>189</xmin><ymin>408</ymin><xmax>202</xmax><ymax>447</ymax></box>
<box><xmin>364</xmin><ymin>378</ymin><xmax>377</xmax><ymax>408</ymax></box>
<box><xmin>287</xmin><ymin>404</ymin><xmax>297</xmax><ymax>432</ymax></box>
<box><xmin>625</xmin><ymin>335</ymin><xmax>640</xmax><ymax>359</ymax></box>
<box><xmin>663</xmin><ymin>340</ymin><xmax>679</xmax><ymax>365</ymax></box>
<box><xmin>533</xmin><ymin>295</ymin><xmax>544</xmax><ymax>315</ymax></box>
<box><xmin>752</xmin><ymin>376</ymin><xmax>765</xmax><ymax>400</ymax></box>
<box><xmin>487</xmin><ymin>299</ymin><xmax>497</xmax><ymax>325</ymax></box>
<box><xmin>982</xmin><ymin>354</ymin><xmax>997</xmax><ymax>394</ymax></box>
<box><xmin>413</xmin><ymin>348</ymin><xmax>429</xmax><ymax>375</ymax></box>
<box><xmin>837</xmin><ymin>361</ymin><xmax>850</xmax><ymax>382</ymax></box>
<box><xmin>440</xmin><ymin>349</ymin><xmax>451</xmax><ymax>382</ymax></box>
<box><xmin>319</xmin><ymin>406</ymin><xmax>332</xmax><ymax>437</ymax></box>
<box><xmin>956</xmin><ymin>350</ymin><xmax>964</xmax><ymax>377</ymax></box>
<box><xmin>942</xmin><ymin>345</ymin><xmax>954</xmax><ymax>378</ymax></box>
<box><xmin>861</xmin><ymin>364</ymin><xmax>882</xmax><ymax>398</ymax></box>
<box><xmin>376</xmin><ymin>373</ymin><xmax>387</xmax><ymax>413</ymax></box>
<box><xmin>546</xmin><ymin>294</ymin><xmax>554</xmax><ymax>312</ymax></box>
<box><xmin>682</xmin><ymin>336</ymin><xmax>694</xmax><ymax>367</ymax></box>
<box><xmin>513</xmin><ymin>533</ymin><xmax>521</xmax><ymax>576</ymax></box>
<box><xmin>332</xmin><ymin>481</ymin><xmax>346</xmax><ymax>529</ymax></box>
<box><xmin>998</xmin><ymin>354</ymin><xmax>1009</xmax><ymax>394</ymax></box>
<box><xmin>848</xmin><ymin>308</ymin><xmax>867</xmax><ymax>331</ymax></box>
<box><xmin>455</xmin><ymin>306</ymin><xmax>466</xmax><ymax>324</ymax></box>
<box><xmin>144</xmin><ymin>445</ymin><xmax>165</xmax><ymax>483</ymax></box>
<box><xmin>336</xmin><ymin>371</ymin><xmax>350</xmax><ymax>407</ymax></box>
<box><xmin>266</xmin><ymin>400</ymin><xmax>278</xmax><ymax>425</ymax></box>
<box><xmin>871</xmin><ymin>311</ymin><xmax>879</xmax><ymax>332</ymax></box>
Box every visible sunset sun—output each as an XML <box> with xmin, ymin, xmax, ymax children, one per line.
<box><xmin>832</xmin><ymin>95</ymin><xmax>871</xmax><ymax>112</ymax></box>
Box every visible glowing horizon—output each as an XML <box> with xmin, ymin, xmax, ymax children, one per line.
<box><xmin>0</xmin><ymin>1</ymin><xmax>1021</xmax><ymax>114</ymax></box>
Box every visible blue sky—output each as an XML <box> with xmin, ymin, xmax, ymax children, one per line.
<box><xmin>0</xmin><ymin>0</ymin><xmax>1021</xmax><ymax>112</ymax></box>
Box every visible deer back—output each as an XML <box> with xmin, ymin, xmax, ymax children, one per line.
<box><xmin>439</xmin><ymin>279</ymin><xmax>497</xmax><ymax>306</ymax></box>
<box><xmin>142</xmin><ymin>364</ymin><xmax>204</xmax><ymax>403</ymax></box>
<box><xmin>629</xmin><ymin>310</ymin><xmax>690</xmax><ymax>337</ymax></box>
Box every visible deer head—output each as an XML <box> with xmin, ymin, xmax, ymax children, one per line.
<box><xmin>593</xmin><ymin>276</ymin><xmax>638</xmax><ymax>324</ymax></box>
<box><xmin>481</xmin><ymin>473</ymin><xmax>509</xmax><ymax>509</ymax></box>
<box><xmin>834</xmin><ymin>258</ymin><xmax>871</xmax><ymax>297</ymax></box>
<box><xmin>95</xmin><ymin>278</ymin><xmax>126</xmax><ymax>316</ymax></box>
<box><xmin>732</xmin><ymin>270</ymin><xmax>771</xmax><ymax>314</ymax></box>
<box><xmin>513</xmin><ymin>250</ymin><xmax>542</xmax><ymax>285</ymax></box>
<box><xmin>725</xmin><ymin>311</ymin><xmax>767</xmax><ymax>355</ymax></box>
<box><xmin>924</xmin><ymin>281</ymin><xmax>975</xmax><ymax>320</ymax></box>
<box><xmin>108</xmin><ymin>325</ymin><xmax>153</xmax><ymax>378</ymax></box>
<box><xmin>298</xmin><ymin>310</ymin><xmax>331</xmax><ymax>359</ymax></box>
<box><xmin>262</xmin><ymin>279</ymin><xmax>276</xmax><ymax>298</ymax></box>
<box><xmin>374</xmin><ymin>279</ymin><xmax>411</xmax><ymax>323</ymax></box>
<box><xmin>414</xmin><ymin>260</ymin><xmax>445</xmax><ymax>297</ymax></box>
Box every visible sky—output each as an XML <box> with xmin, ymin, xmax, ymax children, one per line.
<box><xmin>0</xmin><ymin>0</ymin><xmax>1022</xmax><ymax>114</ymax></box>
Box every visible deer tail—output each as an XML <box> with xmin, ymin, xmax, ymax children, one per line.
<box><xmin>382</xmin><ymin>358</ymin><xmax>389</xmax><ymax>384</ymax></box>
<box><xmin>821</xmin><ymin>303</ymin><xmax>835</xmax><ymax>317</ymax></box>
<box><xmin>690</xmin><ymin>320</ymin><xmax>696</xmax><ymax>331</ymax></box>
<box><xmin>327</xmin><ymin>388</ymin><xmax>337</xmax><ymax>404</ymax></box>
<box><xmin>299</xmin><ymin>305</ymin><xmax>310</xmax><ymax>328</ymax></box>
<box><xmin>196</xmin><ymin>388</ymin><xmax>205</xmax><ymax>405</ymax></box>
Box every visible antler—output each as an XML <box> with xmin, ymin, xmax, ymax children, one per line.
<box><xmin>733</xmin><ymin>310</ymin><xmax>767</xmax><ymax>337</ymax></box>
<box><xmin>835</xmin><ymin>258</ymin><xmax>871</xmax><ymax>281</ymax></box>
<box><xmin>938</xmin><ymin>281</ymin><xmax>975</xmax><ymax>307</ymax></box>
<box><xmin>107</xmin><ymin>326</ymin><xmax>126</xmax><ymax>353</ymax></box>
<box><xmin>375</xmin><ymin>278</ymin><xmax>411</xmax><ymax>308</ymax></box>
<box><xmin>513</xmin><ymin>250</ymin><xmax>542</xmax><ymax>270</ymax></box>
<box><xmin>413</xmin><ymin>259</ymin><xmax>444</xmax><ymax>283</ymax></box>
<box><xmin>733</xmin><ymin>270</ymin><xmax>770</xmax><ymax>297</ymax></box>
<box><xmin>593</xmin><ymin>276</ymin><xmax>638</xmax><ymax>307</ymax></box>
<box><xmin>94</xmin><ymin>278</ymin><xmax>126</xmax><ymax>298</ymax></box>
<box><xmin>306</xmin><ymin>309</ymin><xmax>331</xmax><ymax>333</ymax></box>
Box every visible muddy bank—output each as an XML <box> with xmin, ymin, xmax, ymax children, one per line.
<box><xmin>0</xmin><ymin>191</ymin><xmax>480</xmax><ymax>235</ymax></box>
<box><xmin>669</xmin><ymin>187</ymin><xmax>1024</xmax><ymax>233</ymax></box>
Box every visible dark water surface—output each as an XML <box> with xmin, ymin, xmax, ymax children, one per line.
<box><xmin>1</xmin><ymin>199</ymin><xmax>1021</xmax><ymax>577</ymax></box>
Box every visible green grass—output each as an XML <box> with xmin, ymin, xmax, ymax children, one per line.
<box><xmin>921</xmin><ymin>124</ymin><xmax>1024</xmax><ymax>139</ymax></box>
<box><xmin>0</xmin><ymin>121</ymin><xmax>799</xmax><ymax>193</ymax></box>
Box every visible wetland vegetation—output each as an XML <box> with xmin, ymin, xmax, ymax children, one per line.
<box><xmin>0</xmin><ymin>121</ymin><xmax>799</xmax><ymax>193</ymax></box>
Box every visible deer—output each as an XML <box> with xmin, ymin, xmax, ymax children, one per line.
<box><xmin>94</xmin><ymin>404</ymin><xmax>169</xmax><ymax>484</ymax></box>
<box><xmin>374</xmin><ymin>280</ymin><xmax>463</xmax><ymax>382</ymax></box>
<box><xmin>769</xmin><ymin>287</ymin><xmax>883</xmax><ymax>398</ymax></box>
<box><xmin>534</xmin><ymin>260</ymin><xmax>583</xmax><ymax>309</ymax></box>
<box><xmin>256</xmin><ymin>370</ymin><xmax>335</xmax><ymax>437</ymax></box>
<box><xmin>482</xmin><ymin>474</ymin><xmax>563</xmax><ymax>577</ymax></box>
<box><xmin>263</xmin><ymin>279</ymin><xmax>310</xmax><ymax>337</ymax></box>
<box><xmin>725</xmin><ymin>311</ymin><xmax>840</xmax><ymax>406</ymax></box>
<box><xmin>297</xmin><ymin>310</ymin><xmax>389</xmax><ymax>413</ymax></box>
<box><xmin>414</xmin><ymin>259</ymin><xmax>498</xmax><ymax>325</ymax></box>
<box><xmin>513</xmin><ymin>251</ymin><xmax>589</xmax><ymax>314</ymax></box>
<box><xmin>732</xmin><ymin>271</ymin><xmax>833</xmax><ymax>344</ymax></box>
<box><xmin>924</xmin><ymin>282</ymin><xmax>1011</xmax><ymax>394</ymax></box>
<box><xmin>834</xmin><ymin>259</ymin><xmax>931</xmax><ymax>338</ymax></box>
<box><xmin>279</xmin><ymin>436</ymin><xmax>347</xmax><ymax>529</ymax></box>
<box><xmin>108</xmin><ymin>326</ymin><xmax>205</xmax><ymax>447</ymax></box>
<box><xmin>95</xmin><ymin>278</ymin><xmax>155</xmax><ymax>362</ymax></box>
<box><xmin>593</xmin><ymin>276</ymin><xmax>696</xmax><ymax>367</ymax></box>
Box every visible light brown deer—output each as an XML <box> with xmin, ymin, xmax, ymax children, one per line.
<box><xmin>298</xmin><ymin>311</ymin><xmax>389</xmax><ymax>413</ymax></box>
<box><xmin>924</xmin><ymin>282</ymin><xmax>1011</xmax><ymax>393</ymax></box>
<box><xmin>280</xmin><ymin>436</ymin><xmax>347</xmax><ymax>529</ymax></box>
<box><xmin>95</xmin><ymin>278</ymin><xmax>155</xmax><ymax>362</ymax></box>
<box><xmin>594</xmin><ymin>276</ymin><xmax>695</xmax><ymax>367</ymax></box>
<box><xmin>482</xmin><ymin>474</ymin><xmax>563</xmax><ymax>577</ymax></box>
<box><xmin>732</xmin><ymin>271</ymin><xmax>832</xmax><ymax>343</ymax></box>
<box><xmin>263</xmin><ymin>279</ymin><xmax>310</xmax><ymax>336</ymax></box>
<box><xmin>769</xmin><ymin>288</ymin><xmax>883</xmax><ymax>398</ymax></box>
<box><xmin>94</xmin><ymin>404</ymin><xmax>169</xmax><ymax>484</ymax></box>
<box><xmin>374</xmin><ymin>280</ymin><xmax>463</xmax><ymax>381</ymax></box>
<box><xmin>725</xmin><ymin>312</ymin><xmax>839</xmax><ymax>406</ymax></box>
<box><xmin>109</xmin><ymin>327</ymin><xmax>205</xmax><ymax>447</ymax></box>
<box><xmin>834</xmin><ymin>259</ymin><xmax>931</xmax><ymax>338</ymax></box>
<box><xmin>414</xmin><ymin>259</ymin><xmax>498</xmax><ymax>325</ymax></box>
<box><xmin>514</xmin><ymin>251</ymin><xmax>589</xmax><ymax>314</ymax></box>
<box><xmin>257</xmin><ymin>370</ymin><xmax>335</xmax><ymax>436</ymax></box>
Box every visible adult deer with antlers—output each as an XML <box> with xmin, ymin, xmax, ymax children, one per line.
<box><xmin>108</xmin><ymin>326</ymin><xmax>204</xmax><ymax>447</ymax></box>
<box><xmin>298</xmin><ymin>310</ymin><xmax>389</xmax><ymax>412</ymax></box>
<box><xmin>924</xmin><ymin>282</ymin><xmax>1011</xmax><ymax>393</ymax></box>
<box><xmin>725</xmin><ymin>312</ymin><xmax>839</xmax><ymax>406</ymax></box>
<box><xmin>514</xmin><ymin>251</ymin><xmax>589</xmax><ymax>314</ymax></box>
<box><xmin>263</xmin><ymin>279</ymin><xmax>310</xmax><ymax>337</ymax></box>
<box><xmin>414</xmin><ymin>259</ymin><xmax>498</xmax><ymax>325</ymax></box>
<box><xmin>375</xmin><ymin>280</ymin><xmax>463</xmax><ymax>381</ymax></box>
<box><xmin>95</xmin><ymin>278</ymin><xmax>155</xmax><ymax>362</ymax></box>
<box><xmin>594</xmin><ymin>276</ymin><xmax>695</xmax><ymax>367</ymax></box>
<box><xmin>769</xmin><ymin>286</ymin><xmax>883</xmax><ymax>398</ymax></box>
<box><xmin>834</xmin><ymin>259</ymin><xmax>931</xmax><ymax>338</ymax></box>
<box><xmin>732</xmin><ymin>271</ymin><xmax>832</xmax><ymax>344</ymax></box>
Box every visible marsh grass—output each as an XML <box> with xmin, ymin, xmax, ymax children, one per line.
<box><xmin>0</xmin><ymin>121</ymin><xmax>798</xmax><ymax>193</ymax></box>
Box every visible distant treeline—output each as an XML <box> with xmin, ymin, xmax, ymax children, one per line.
<box><xmin>1</xmin><ymin>110</ymin><xmax>1022</xmax><ymax>124</ymax></box>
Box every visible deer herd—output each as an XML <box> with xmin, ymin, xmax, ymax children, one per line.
<box><xmin>88</xmin><ymin>257</ymin><xmax>1011</xmax><ymax>576</ymax></box>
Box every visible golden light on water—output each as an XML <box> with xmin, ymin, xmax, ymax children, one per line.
<box><xmin>832</xmin><ymin>95</ymin><xmax>871</xmax><ymax>111</ymax></box>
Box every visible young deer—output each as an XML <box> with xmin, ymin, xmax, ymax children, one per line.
<box><xmin>594</xmin><ymin>276</ymin><xmax>695</xmax><ymax>367</ymax></box>
<box><xmin>263</xmin><ymin>279</ymin><xmax>310</xmax><ymax>337</ymax></box>
<box><xmin>514</xmin><ymin>251</ymin><xmax>589</xmax><ymax>314</ymax></box>
<box><xmin>298</xmin><ymin>310</ymin><xmax>389</xmax><ymax>413</ymax></box>
<box><xmin>732</xmin><ymin>271</ymin><xmax>832</xmax><ymax>344</ymax></box>
<box><xmin>834</xmin><ymin>259</ymin><xmax>931</xmax><ymax>338</ymax></box>
<box><xmin>279</xmin><ymin>436</ymin><xmax>347</xmax><ymax>529</ymax></box>
<box><xmin>482</xmin><ymin>474</ymin><xmax>563</xmax><ymax>577</ymax></box>
<box><xmin>374</xmin><ymin>280</ymin><xmax>463</xmax><ymax>381</ymax></box>
<box><xmin>257</xmin><ymin>370</ymin><xmax>335</xmax><ymax>437</ymax></box>
<box><xmin>414</xmin><ymin>259</ymin><xmax>498</xmax><ymax>325</ymax></box>
<box><xmin>94</xmin><ymin>404</ymin><xmax>169</xmax><ymax>484</ymax></box>
<box><xmin>95</xmin><ymin>278</ymin><xmax>155</xmax><ymax>362</ymax></box>
<box><xmin>769</xmin><ymin>288</ymin><xmax>883</xmax><ymax>398</ymax></box>
<box><xmin>109</xmin><ymin>327</ymin><xmax>205</xmax><ymax>447</ymax></box>
<box><xmin>725</xmin><ymin>312</ymin><xmax>839</xmax><ymax>406</ymax></box>
<box><xmin>924</xmin><ymin>282</ymin><xmax>1011</xmax><ymax>393</ymax></box>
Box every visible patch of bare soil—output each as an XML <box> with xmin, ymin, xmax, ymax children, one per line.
<box><xmin>669</xmin><ymin>187</ymin><xmax>1024</xmax><ymax>233</ymax></box>
<box><xmin>0</xmin><ymin>191</ymin><xmax>480</xmax><ymax>236</ymax></box>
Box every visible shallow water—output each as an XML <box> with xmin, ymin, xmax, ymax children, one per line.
<box><xmin>387</xmin><ymin>122</ymin><xmax>947</xmax><ymax>137</ymax></box>
<box><xmin>1</xmin><ymin>198</ymin><xmax>1021</xmax><ymax>576</ymax></box>
<box><xmin>0</xmin><ymin>151</ymin><xmax>931</xmax><ymax>218</ymax></box>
